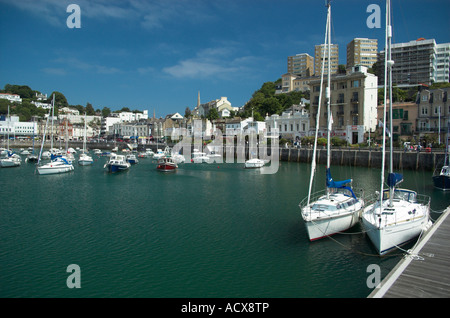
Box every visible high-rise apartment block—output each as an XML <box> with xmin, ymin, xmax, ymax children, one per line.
<box><xmin>436</xmin><ymin>43</ymin><xmax>450</xmax><ymax>83</ymax></box>
<box><xmin>314</xmin><ymin>43</ymin><xmax>339</xmax><ymax>76</ymax></box>
<box><xmin>287</xmin><ymin>53</ymin><xmax>314</xmax><ymax>77</ymax></box>
<box><xmin>378</xmin><ymin>38</ymin><xmax>450</xmax><ymax>86</ymax></box>
<box><xmin>346</xmin><ymin>38</ymin><xmax>378</xmax><ymax>69</ymax></box>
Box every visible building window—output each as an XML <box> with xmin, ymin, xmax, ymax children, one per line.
<box><xmin>351</xmin><ymin>80</ymin><xmax>360</xmax><ymax>88</ymax></box>
<box><xmin>352</xmin><ymin>116</ymin><xmax>358</xmax><ymax>125</ymax></box>
<box><xmin>421</xmin><ymin>107</ymin><xmax>428</xmax><ymax>115</ymax></box>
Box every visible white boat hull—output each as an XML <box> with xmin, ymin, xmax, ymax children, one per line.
<box><xmin>303</xmin><ymin>209</ymin><xmax>361</xmax><ymax>241</ymax></box>
<box><xmin>245</xmin><ymin>159</ymin><xmax>265</xmax><ymax>168</ymax></box>
<box><xmin>0</xmin><ymin>158</ymin><xmax>21</xmax><ymax>167</ymax></box>
<box><xmin>300</xmin><ymin>191</ymin><xmax>364</xmax><ymax>241</ymax></box>
<box><xmin>37</xmin><ymin>163</ymin><xmax>74</xmax><ymax>175</ymax></box>
<box><xmin>362</xmin><ymin>200</ymin><xmax>430</xmax><ymax>255</ymax></box>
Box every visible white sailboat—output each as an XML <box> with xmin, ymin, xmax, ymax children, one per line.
<box><xmin>362</xmin><ymin>0</ymin><xmax>431</xmax><ymax>255</ymax></box>
<box><xmin>78</xmin><ymin>113</ymin><xmax>93</xmax><ymax>166</ymax></box>
<box><xmin>299</xmin><ymin>1</ymin><xmax>364</xmax><ymax>241</ymax></box>
<box><xmin>36</xmin><ymin>94</ymin><xmax>74</xmax><ymax>175</ymax></box>
<box><xmin>0</xmin><ymin>106</ymin><xmax>21</xmax><ymax>168</ymax></box>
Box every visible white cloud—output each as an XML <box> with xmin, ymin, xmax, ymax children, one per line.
<box><xmin>162</xmin><ymin>44</ymin><xmax>263</xmax><ymax>79</ymax></box>
<box><xmin>0</xmin><ymin>0</ymin><xmax>214</xmax><ymax>30</ymax></box>
<box><xmin>42</xmin><ymin>67</ymin><xmax>67</xmax><ymax>75</ymax></box>
<box><xmin>54</xmin><ymin>57</ymin><xmax>121</xmax><ymax>74</ymax></box>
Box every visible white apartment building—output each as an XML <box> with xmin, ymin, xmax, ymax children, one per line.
<box><xmin>193</xmin><ymin>97</ymin><xmax>237</xmax><ymax>118</ymax></box>
<box><xmin>0</xmin><ymin>115</ymin><xmax>38</xmax><ymax>138</ymax></box>
<box><xmin>0</xmin><ymin>93</ymin><xmax>22</xmax><ymax>103</ymax></box>
<box><xmin>378</xmin><ymin>38</ymin><xmax>450</xmax><ymax>85</ymax></box>
<box><xmin>265</xmin><ymin>105</ymin><xmax>310</xmax><ymax>141</ymax></box>
<box><xmin>436</xmin><ymin>43</ymin><xmax>450</xmax><ymax>83</ymax></box>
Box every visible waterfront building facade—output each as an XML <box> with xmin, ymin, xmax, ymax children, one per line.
<box><xmin>314</xmin><ymin>43</ymin><xmax>339</xmax><ymax>76</ymax></box>
<box><xmin>347</xmin><ymin>38</ymin><xmax>378</xmax><ymax>69</ymax></box>
<box><xmin>416</xmin><ymin>87</ymin><xmax>450</xmax><ymax>143</ymax></box>
<box><xmin>265</xmin><ymin>104</ymin><xmax>310</xmax><ymax>141</ymax></box>
<box><xmin>287</xmin><ymin>53</ymin><xmax>314</xmax><ymax>77</ymax></box>
<box><xmin>377</xmin><ymin>102</ymin><xmax>419</xmax><ymax>142</ymax></box>
<box><xmin>0</xmin><ymin>115</ymin><xmax>38</xmax><ymax>139</ymax></box>
<box><xmin>309</xmin><ymin>65</ymin><xmax>378</xmax><ymax>144</ymax></box>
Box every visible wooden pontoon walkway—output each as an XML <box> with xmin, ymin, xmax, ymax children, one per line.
<box><xmin>369</xmin><ymin>206</ymin><xmax>450</xmax><ymax>298</ymax></box>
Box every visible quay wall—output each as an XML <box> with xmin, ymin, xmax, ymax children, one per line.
<box><xmin>278</xmin><ymin>147</ymin><xmax>445</xmax><ymax>171</ymax></box>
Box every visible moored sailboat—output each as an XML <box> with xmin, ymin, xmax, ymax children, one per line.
<box><xmin>78</xmin><ymin>113</ymin><xmax>93</xmax><ymax>166</ymax></box>
<box><xmin>361</xmin><ymin>0</ymin><xmax>431</xmax><ymax>255</ymax></box>
<box><xmin>432</xmin><ymin>125</ymin><xmax>450</xmax><ymax>190</ymax></box>
<box><xmin>299</xmin><ymin>1</ymin><xmax>364</xmax><ymax>241</ymax></box>
<box><xmin>36</xmin><ymin>94</ymin><xmax>74</xmax><ymax>175</ymax></box>
<box><xmin>0</xmin><ymin>106</ymin><xmax>21</xmax><ymax>168</ymax></box>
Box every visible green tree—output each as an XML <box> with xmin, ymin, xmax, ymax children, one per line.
<box><xmin>184</xmin><ymin>107</ymin><xmax>191</xmax><ymax>118</ymax></box>
<box><xmin>101</xmin><ymin>107</ymin><xmax>111</xmax><ymax>117</ymax></box>
<box><xmin>86</xmin><ymin>102</ymin><xmax>95</xmax><ymax>115</ymax></box>
<box><xmin>49</xmin><ymin>91</ymin><xmax>68</xmax><ymax>110</ymax></box>
<box><xmin>206</xmin><ymin>108</ymin><xmax>219</xmax><ymax>121</ymax></box>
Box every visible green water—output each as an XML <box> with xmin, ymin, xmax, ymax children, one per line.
<box><xmin>0</xmin><ymin>153</ymin><xmax>448</xmax><ymax>298</ymax></box>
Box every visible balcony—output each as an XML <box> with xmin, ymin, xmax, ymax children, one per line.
<box><xmin>336</xmin><ymin>99</ymin><xmax>345</xmax><ymax>104</ymax></box>
<box><xmin>350</xmin><ymin>110</ymin><xmax>359</xmax><ymax>115</ymax></box>
<box><xmin>351</xmin><ymin>98</ymin><xmax>359</xmax><ymax>103</ymax></box>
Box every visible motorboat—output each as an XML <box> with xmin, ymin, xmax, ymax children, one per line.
<box><xmin>126</xmin><ymin>153</ymin><xmax>139</xmax><ymax>165</ymax></box>
<box><xmin>104</xmin><ymin>154</ymin><xmax>130</xmax><ymax>173</ymax></box>
<box><xmin>191</xmin><ymin>150</ymin><xmax>210</xmax><ymax>163</ymax></box>
<box><xmin>78</xmin><ymin>152</ymin><xmax>94</xmax><ymax>166</ymax></box>
<box><xmin>245</xmin><ymin>158</ymin><xmax>265</xmax><ymax>169</ymax></box>
<box><xmin>156</xmin><ymin>156</ymin><xmax>178</xmax><ymax>172</ymax></box>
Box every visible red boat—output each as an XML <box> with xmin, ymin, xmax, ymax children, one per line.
<box><xmin>156</xmin><ymin>157</ymin><xmax>178</xmax><ymax>172</ymax></box>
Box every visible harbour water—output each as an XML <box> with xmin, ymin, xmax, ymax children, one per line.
<box><xmin>0</xmin><ymin>152</ymin><xmax>448</xmax><ymax>298</ymax></box>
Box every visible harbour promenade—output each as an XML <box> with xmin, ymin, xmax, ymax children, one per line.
<box><xmin>369</xmin><ymin>206</ymin><xmax>450</xmax><ymax>298</ymax></box>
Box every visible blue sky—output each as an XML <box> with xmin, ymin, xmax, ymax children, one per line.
<box><xmin>1</xmin><ymin>0</ymin><xmax>449</xmax><ymax>117</ymax></box>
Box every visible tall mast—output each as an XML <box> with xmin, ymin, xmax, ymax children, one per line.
<box><xmin>326</xmin><ymin>0</ymin><xmax>332</xmax><ymax>198</ymax></box>
<box><xmin>387</xmin><ymin>0</ymin><xmax>394</xmax><ymax>207</ymax></box>
<box><xmin>307</xmin><ymin>0</ymin><xmax>331</xmax><ymax>205</ymax></box>
<box><xmin>51</xmin><ymin>94</ymin><xmax>55</xmax><ymax>150</ymax></box>
<box><xmin>379</xmin><ymin>0</ymin><xmax>390</xmax><ymax>210</ymax></box>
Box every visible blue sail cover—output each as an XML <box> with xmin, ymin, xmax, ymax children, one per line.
<box><xmin>326</xmin><ymin>168</ymin><xmax>357</xmax><ymax>199</ymax></box>
<box><xmin>387</xmin><ymin>172</ymin><xmax>403</xmax><ymax>188</ymax></box>
<box><xmin>50</xmin><ymin>154</ymin><xmax>70</xmax><ymax>165</ymax></box>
